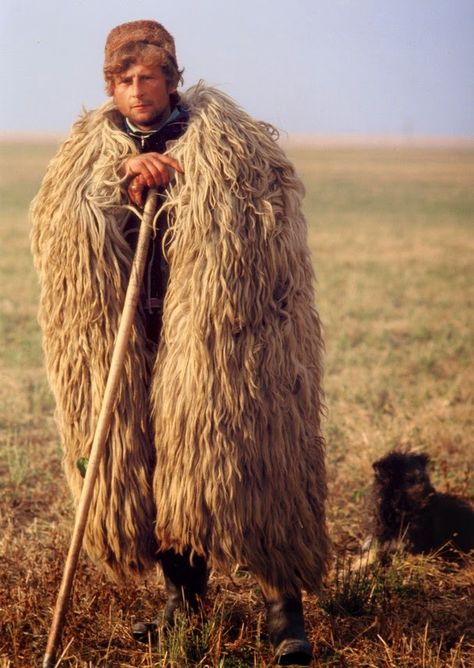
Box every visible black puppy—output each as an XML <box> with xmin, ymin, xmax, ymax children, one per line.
<box><xmin>372</xmin><ymin>450</ymin><xmax>474</xmax><ymax>561</ymax></box>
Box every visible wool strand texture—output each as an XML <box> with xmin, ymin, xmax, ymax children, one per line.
<box><xmin>31</xmin><ymin>105</ymin><xmax>157</xmax><ymax>580</ymax></box>
<box><xmin>152</xmin><ymin>84</ymin><xmax>330</xmax><ymax>595</ymax></box>
<box><xmin>31</xmin><ymin>84</ymin><xmax>330</xmax><ymax>594</ymax></box>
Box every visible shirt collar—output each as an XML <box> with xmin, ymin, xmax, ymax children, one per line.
<box><xmin>125</xmin><ymin>106</ymin><xmax>182</xmax><ymax>138</ymax></box>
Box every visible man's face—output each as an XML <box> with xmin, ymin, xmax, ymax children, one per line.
<box><xmin>113</xmin><ymin>62</ymin><xmax>176</xmax><ymax>130</ymax></box>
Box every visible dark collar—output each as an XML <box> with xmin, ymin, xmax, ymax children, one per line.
<box><xmin>123</xmin><ymin>104</ymin><xmax>189</xmax><ymax>153</ymax></box>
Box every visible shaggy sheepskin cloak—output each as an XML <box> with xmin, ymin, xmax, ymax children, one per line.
<box><xmin>31</xmin><ymin>84</ymin><xmax>330</xmax><ymax>595</ymax></box>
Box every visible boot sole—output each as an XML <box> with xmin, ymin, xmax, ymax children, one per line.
<box><xmin>131</xmin><ymin>621</ymin><xmax>158</xmax><ymax>644</ymax></box>
<box><xmin>275</xmin><ymin>638</ymin><xmax>313</xmax><ymax>665</ymax></box>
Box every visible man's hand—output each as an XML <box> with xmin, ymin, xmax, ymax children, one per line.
<box><xmin>123</xmin><ymin>152</ymin><xmax>184</xmax><ymax>207</ymax></box>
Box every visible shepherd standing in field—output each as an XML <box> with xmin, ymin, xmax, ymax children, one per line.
<box><xmin>31</xmin><ymin>20</ymin><xmax>330</xmax><ymax>665</ymax></box>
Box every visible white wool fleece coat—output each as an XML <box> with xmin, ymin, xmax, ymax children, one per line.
<box><xmin>31</xmin><ymin>83</ymin><xmax>330</xmax><ymax>596</ymax></box>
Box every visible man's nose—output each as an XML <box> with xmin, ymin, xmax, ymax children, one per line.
<box><xmin>131</xmin><ymin>79</ymin><xmax>144</xmax><ymax>97</ymax></box>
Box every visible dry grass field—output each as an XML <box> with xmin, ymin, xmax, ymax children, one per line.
<box><xmin>0</xmin><ymin>139</ymin><xmax>473</xmax><ymax>666</ymax></box>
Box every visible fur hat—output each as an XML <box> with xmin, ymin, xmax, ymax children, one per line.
<box><xmin>104</xmin><ymin>20</ymin><xmax>178</xmax><ymax>66</ymax></box>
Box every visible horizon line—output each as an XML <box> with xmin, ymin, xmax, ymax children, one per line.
<box><xmin>1</xmin><ymin>130</ymin><xmax>473</xmax><ymax>149</ymax></box>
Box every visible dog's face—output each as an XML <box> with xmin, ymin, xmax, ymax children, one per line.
<box><xmin>373</xmin><ymin>451</ymin><xmax>432</xmax><ymax>501</ymax></box>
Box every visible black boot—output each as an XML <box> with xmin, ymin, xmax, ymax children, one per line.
<box><xmin>266</xmin><ymin>594</ymin><xmax>312</xmax><ymax>666</ymax></box>
<box><xmin>132</xmin><ymin>548</ymin><xmax>208</xmax><ymax>644</ymax></box>
<box><xmin>160</xmin><ymin>548</ymin><xmax>208</xmax><ymax>625</ymax></box>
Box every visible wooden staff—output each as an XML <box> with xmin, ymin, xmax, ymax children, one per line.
<box><xmin>42</xmin><ymin>188</ymin><xmax>159</xmax><ymax>668</ymax></box>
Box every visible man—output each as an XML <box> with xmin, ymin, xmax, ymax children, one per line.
<box><xmin>31</xmin><ymin>20</ymin><xmax>330</xmax><ymax>666</ymax></box>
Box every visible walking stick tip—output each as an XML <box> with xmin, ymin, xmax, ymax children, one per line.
<box><xmin>42</xmin><ymin>654</ymin><xmax>55</xmax><ymax>668</ymax></box>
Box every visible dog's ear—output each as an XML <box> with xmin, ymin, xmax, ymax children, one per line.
<box><xmin>372</xmin><ymin>460</ymin><xmax>383</xmax><ymax>475</ymax></box>
<box><xmin>373</xmin><ymin>457</ymin><xmax>391</xmax><ymax>481</ymax></box>
<box><xmin>414</xmin><ymin>452</ymin><xmax>430</xmax><ymax>470</ymax></box>
<box><xmin>373</xmin><ymin>450</ymin><xmax>407</xmax><ymax>483</ymax></box>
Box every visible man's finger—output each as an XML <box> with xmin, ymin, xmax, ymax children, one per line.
<box><xmin>128</xmin><ymin>176</ymin><xmax>147</xmax><ymax>206</ymax></box>
<box><xmin>148</xmin><ymin>157</ymin><xmax>173</xmax><ymax>185</ymax></box>
<box><xmin>124</xmin><ymin>153</ymin><xmax>184</xmax><ymax>181</ymax></box>
<box><xmin>142</xmin><ymin>159</ymin><xmax>168</xmax><ymax>187</ymax></box>
<box><xmin>131</xmin><ymin>157</ymin><xmax>168</xmax><ymax>187</ymax></box>
<box><xmin>139</xmin><ymin>162</ymin><xmax>163</xmax><ymax>188</ymax></box>
<box><xmin>149</xmin><ymin>153</ymin><xmax>184</xmax><ymax>174</ymax></box>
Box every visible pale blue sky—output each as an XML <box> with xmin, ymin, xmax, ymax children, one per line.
<box><xmin>1</xmin><ymin>0</ymin><xmax>473</xmax><ymax>136</ymax></box>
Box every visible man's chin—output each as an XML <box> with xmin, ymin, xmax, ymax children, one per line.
<box><xmin>130</xmin><ymin>115</ymin><xmax>163</xmax><ymax>131</ymax></box>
